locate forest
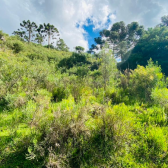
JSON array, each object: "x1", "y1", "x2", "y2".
[{"x1": 0, "y1": 16, "x2": 168, "y2": 168}]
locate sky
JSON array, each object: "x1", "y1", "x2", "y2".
[{"x1": 0, "y1": 0, "x2": 168, "y2": 51}]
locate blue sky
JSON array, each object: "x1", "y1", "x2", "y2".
[
  {"x1": 82, "y1": 16, "x2": 113, "y2": 49},
  {"x1": 82, "y1": 19, "x2": 100, "y2": 49}
]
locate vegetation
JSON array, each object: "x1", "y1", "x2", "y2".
[
  {"x1": 56, "y1": 39, "x2": 69, "y2": 52},
  {"x1": 13, "y1": 20, "x2": 38, "y2": 43},
  {"x1": 118, "y1": 26, "x2": 168, "y2": 75},
  {"x1": 1, "y1": 16, "x2": 168, "y2": 168},
  {"x1": 90, "y1": 21, "x2": 144, "y2": 61},
  {"x1": 13, "y1": 20, "x2": 62, "y2": 49},
  {"x1": 75, "y1": 46, "x2": 85, "y2": 53}
]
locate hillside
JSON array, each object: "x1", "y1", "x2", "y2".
[{"x1": 1, "y1": 31, "x2": 168, "y2": 168}]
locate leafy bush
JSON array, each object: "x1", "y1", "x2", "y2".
[
  {"x1": 151, "y1": 88, "x2": 168, "y2": 109},
  {"x1": 120, "y1": 59, "x2": 165, "y2": 103},
  {"x1": 58, "y1": 52, "x2": 90, "y2": 69},
  {"x1": 52, "y1": 87, "x2": 67, "y2": 102},
  {"x1": 6, "y1": 40, "x2": 24, "y2": 53},
  {"x1": 12, "y1": 41, "x2": 24, "y2": 53}
]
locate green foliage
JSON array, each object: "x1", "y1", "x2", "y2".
[
  {"x1": 94, "y1": 21, "x2": 144, "y2": 61},
  {"x1": 120, "y1": 59, "x2": 165, "y2": 103},
  {"x1": 52, "y1": 87, "x2": 67, "y2": 102},
  {"x1": 98, "y1": 44, "x2": 118, "y2": 90},
  {"x1": 12, "y1": 41, "x2": 25, "y2": 53},
  {"x1": 119, "y1": 26, "x2": 168, "y2": 75},
  {"x1": 58, "y1": 52, "x2": 90, "y2": 70},
  {"x1": 1, "y1": 20, "x2": 168, "y2": 167},
  {"x1": 13, "y1": 20, "x2": 38, "y2": 43},
  {"x1": 161, "y1": 15, "x2": 168, "y2": 26},
  {"x1": 151, "y1": 88, "x2": 168, "y2": 109},
  {"x1": 56, "y1": 38, "x2": 69, "y2": 52},
  {"x1": 75, "y1": 46, "x2": 85, "y2": 53},
  {"x1": 6, "y1": 39, "x2": 24, "y2": 53}
]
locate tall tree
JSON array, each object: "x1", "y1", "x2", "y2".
[
  {"x1": 56, "y1": 38, "x2": 69, "y2": 51},
  {"x1": 42, "y1": 23, "x2": 59, "y2": 47},
  {"x1": 161, "y1": 15, "x2": 168, "y2": 26},
  {"x1": 94, "y1": 37, "x2": 105, "y2": 49},
  {"x1": 116, "y1": 41, "x2": 128, "y2": 61},
  {"x1": 127, "y1": 22, "x2": 144, "y2": 47},
  {"x1": 94, "y1": 21, "x2": 144, "y2": 61},
  {"x1": 89, "y1": 44, "x2": 99, "y2": 54},
  {"x1": 98, "y1": 43, "x2": 118, "y2": 91},
  {"x1": 13, "y1": 20, "x2": 38, "y2": 43},
  {"x1": 35, "y1": 24, "x2": 44, "y2": 44}
]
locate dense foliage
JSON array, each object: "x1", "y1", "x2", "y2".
[
  {"x1": 118, "y1": 26, "x2": 168, "y2": 75},
  {"x1": 89, "y1": 21, "x2": 144, "y2": 61},
  {"x1": 1, "y1": 19, "x2": 168, "y2": 168}
]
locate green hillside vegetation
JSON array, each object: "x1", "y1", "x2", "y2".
[
  {"x1": 1, "y1": 19, "x2": 168, "y2": 167},
  {"x1": 91, "y1": 16, "x2": 168, "y2": 76},
  {"x1": 118, "y1": 26, "x2": 168, "y2": 75}
]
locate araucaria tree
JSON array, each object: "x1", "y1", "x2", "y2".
[
  {"x1": 93, "y1": 21, "x2": 144, "y2": 62},
  {"x1": 13, "y1": 20, "x2": 38, "y2": 43},
  {"x1": 42, "y1": 23, "x2": 59, "y2": 47},
  {"x1": 35, "y1": 24, "x2": 44, "y2": 44}
]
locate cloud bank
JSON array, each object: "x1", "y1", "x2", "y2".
[{"x1": 0, "y1": 0, "x2": 168, "y2": 50}]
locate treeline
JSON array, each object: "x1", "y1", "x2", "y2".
[
  {"x1": 12, "y1": 20, "x2": 87, "y2": 53},
  {"x1": 13, "y1": 20, "x2": 69, "y2": 51},
  {"x1": 90, "y1": 15, "x2": 168, "y2": 76}
]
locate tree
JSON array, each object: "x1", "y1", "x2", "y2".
[
  {"x1": 99, "y1": 43, "x2": 117, "y2": 90},
  {"x1": 161, "y1": 15, "x2": 168, "y2": 26},
  {"x1": 35, "y1": 24, "x2": 44, "y2": 44},
  {"x1": 116, "y1": 41, "x2": 128, "y2": 61},
  {"x1": 56, "y1": 38, "x2": 69, "y2": 52},
  {"x1": 75, "y1": 46, "x2": 85, "y2": 53},
  {"x1": 13, "y1": 20, "x2": 38, "y2": 43},
  {"x1": 118, "y1": 26, "x2": 168, "y2": 75},
  {"x1": 127, "y1": 22, "x2": 143, "y2": 47},
  {"x1": 88, "y1": 44, "x2": 99, "y2": 54},
  {"x1": 42, "y1": 23, "x2": 59, "y2": 47},
  {"x1": 111, "y1": 21, "x2": 127, "y2": 43},
  {"x1": 95, "y1": 21, "x2": 144, "y2": 61},
  {"x1": 94, "y1": 37, "x2": 105, "y2": 49}
]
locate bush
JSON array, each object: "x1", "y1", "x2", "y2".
[
  {"x1": 12, "y1": 41, "x2": 24, "y2": 53},
  {"x1": 58, "y1": 52, "x2": 90, "y2": 70},
  {"x1": 120, "y1": 59, "x2": 165, "y2": 103},
  {"x1": 151, "y1": 88, "x2": 168, "y2": 109},
  {"x1": 6, "y1": 40, "x2": 24, "y2": 53},
  {"x1": 52, "y1": 87, "x2": 67, "y2": 102}
]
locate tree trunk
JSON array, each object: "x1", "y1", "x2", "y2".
[{"x1": 29, "y1": 30, "x2": 31, "y2": 43}]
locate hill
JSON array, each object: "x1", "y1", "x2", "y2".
[{"x1": 1, "y1": 31, "x2": 168, "y2": 168}]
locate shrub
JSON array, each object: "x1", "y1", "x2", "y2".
[
  {"x1": 52, "y1": 87, "x2": 67, "y2": 102},
  {"x1": 58, "y1": 52, "x2": 90, "y2": 70},
  {"x1": 120, "y1": 59, "x2": 165, "y2": 103},
  {"x1": 151, "y1": 88, "x2": 168, "y2": 109},
  {"x1": 12, "y1": 41, "x2": 24, "y2": 53},
  {"x1": 6, "y1": 40, "x2": 24, "y2": 53}
]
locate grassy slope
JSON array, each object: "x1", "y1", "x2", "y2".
[{"x1": 0, "y1": 32, "x2": 168, "y2": 168}]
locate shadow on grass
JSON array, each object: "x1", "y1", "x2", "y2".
[
  {"x1": 0, "y1": 134, "x2": 45, "y2": 168},
  {"x1": 0, "y1": 150, "x2": 44, "y2": 168}
]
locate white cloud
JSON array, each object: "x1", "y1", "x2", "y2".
[{"x1": 0, "y1": 0, "x2": 168, "y2": 50}]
